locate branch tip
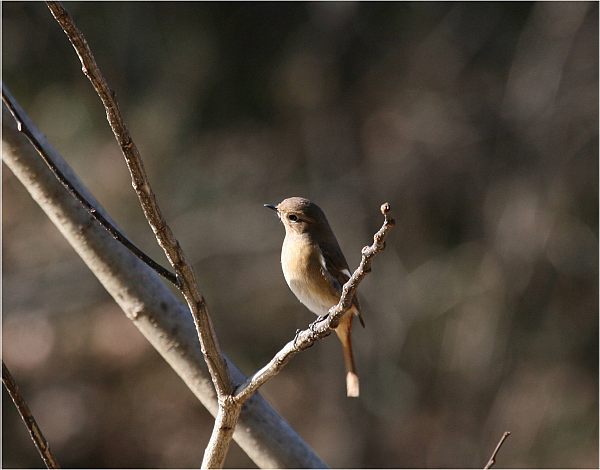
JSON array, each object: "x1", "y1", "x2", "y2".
[{"x1": 484, "y1": 431, "x2": 511, "y2": 469}]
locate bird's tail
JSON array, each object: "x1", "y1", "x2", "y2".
[{"x1": 335, "y1": 311, "x2": 359, "y2": 398}]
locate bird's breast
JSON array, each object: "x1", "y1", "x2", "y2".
[{"x1": 281, "y1": 235, "x2": 336, "y2": 316}]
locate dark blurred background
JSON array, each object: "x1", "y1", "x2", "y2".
[{"x1": 3, "y1": 2, "x2": 598, "y2": 468}]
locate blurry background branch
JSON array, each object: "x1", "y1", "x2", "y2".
[
  {"x1": 2, "y1": 361, "x2": 61, "y2": 469},
  {"x1": 483, "y1": 431, "x2": 511, "y2": 469},
  {"x1": 1, "y1": 98, "x2": 326, "y2": 469}
]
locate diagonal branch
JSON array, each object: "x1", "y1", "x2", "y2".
[
  {"x1": 1, "y1": 85, "x2": 178, "y2": 287},
  {"x1": 45, "y1": 1, "x2": 232, "y2": 401},
  {"x1": 484, "y1": 431, "x2": 511, "y2": 469},
  {"x1": 234, "y1": 203, "x2": 395, "y2": 404},
  {"x1": 3, "y1": 361, "x2": 61, "y2": 469}
]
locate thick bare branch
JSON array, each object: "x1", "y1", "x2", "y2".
[
  {"x1": 484, "y1": 431, "x2": 511, "y2": 469},
  {"x1": 45, "y1": 0, "x2": 231, "y2": 402},
  {"x1": 3, "y1": 361, "x2": 61, "y2": 469},
  {"x1": 234, "y1": 203, "x2": 395, "y2": 404},
  {"x1": 201, "y1": 397, "x2": 242, "y2": 468}
]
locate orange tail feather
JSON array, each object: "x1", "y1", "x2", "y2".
[{"x1": 335, "y1": 312, "x2": 360, "y2": 397}]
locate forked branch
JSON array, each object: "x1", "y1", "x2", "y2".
[
  {"x1": 3, "y1": 99, "x2": 326, "y2": 468},
  {"x1": 40, "y1": 2, "x2": 395, "y2": 467}
]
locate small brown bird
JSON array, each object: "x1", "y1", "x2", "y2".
[{"x1": 265, "y1": 197, "x2": 364, "y2": 397}]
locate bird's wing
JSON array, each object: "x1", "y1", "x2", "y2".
[{"x1": 319, "y1": 242, "x2": 365, "y2": 327}]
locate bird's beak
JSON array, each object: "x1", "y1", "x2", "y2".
[{"x1": 264, "y1": 204, "x2": 277, "y2": 212}]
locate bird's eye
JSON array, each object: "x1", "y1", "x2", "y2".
[{"x1": 288, "y1": 214, "x2": 298, "y2": 222}]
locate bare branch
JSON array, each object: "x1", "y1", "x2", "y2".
[
  {"x1": 484, "y1": 431, "x2": 511, "y2": 469},
  {"x1": 3, "y1": 361, "x2": 61, "y2": 469},
  {"x1": 201, "y1": 397, "x2": 242, "y2": 468},
  {"x1": 234, "y1": 203, "x2": 395, "y2": 404},
  {"x1": 1, "y1": 85, "x2": 178, "y2": 287},
  {"x1": 45, "y1": 1, "x2": 232, "y2": 402},
  {"x1": 3, "y1": 98, "x2": 327, "y2": 468}
]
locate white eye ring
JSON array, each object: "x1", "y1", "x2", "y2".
[{"x1": 288, "y1": 214, "x2": 298, "y2": 222}]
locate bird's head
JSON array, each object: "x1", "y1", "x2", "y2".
[{"x1": 264, "y1": 197, "x2": 328, "y2": 235}]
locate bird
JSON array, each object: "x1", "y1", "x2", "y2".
[{"x1": 265, "y1": 197, "x2": 364, "y2": 397}]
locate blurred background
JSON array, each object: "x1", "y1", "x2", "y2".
[{"x1": 3, "y1": 2, "x2": 598, "y2": 468}]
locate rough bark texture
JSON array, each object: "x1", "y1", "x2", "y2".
[{"x1": 202, "y1": 397, "x2": 242, "y2": 468}]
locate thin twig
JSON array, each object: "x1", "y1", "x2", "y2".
[
  {"x1": 1, "y1": 85, "x2": 178, "y2": 287},
  {"x1": 3, "y1": 361, "x2": 61, "y2": 469},
  {"x1": 45, "y1": 3, "x2": 234, "y2": 466},
  {"x1": 234, "y1": 203, "x2": 395, "y2": 404},
  {"x1": 44, "y1": 1, "x2": 232, "y2": 402},
  {"x1": 484, "y1": 431, "x2": 511, "y2": 469}
]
